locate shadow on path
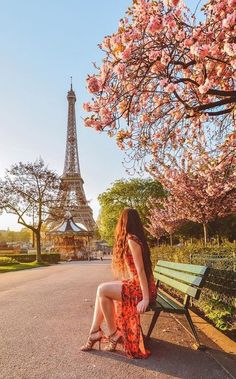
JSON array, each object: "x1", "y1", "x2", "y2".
[{"x1": 85, "y1": 338, "x2": 235, "y2": 379}]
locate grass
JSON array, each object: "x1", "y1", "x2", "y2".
[{"x1": 0, "y1": 261, "x2": 51, "y2": 273}]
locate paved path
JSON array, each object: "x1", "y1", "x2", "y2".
[{"x1": 0, "y1": 261, "x2": 234, "y2": 379}]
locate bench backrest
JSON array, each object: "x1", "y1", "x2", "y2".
[{"x1": 153, "y1": 260, "x2": 209, "y2": 300}]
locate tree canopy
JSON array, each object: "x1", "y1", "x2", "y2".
[
  {"x1": 97, "y1": 178, "x2": 165, "y2": 245},
  {"x1": 84, "y1": 0, "x2": 235, "y2": 170}
]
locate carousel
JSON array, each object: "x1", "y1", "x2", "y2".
[{"x1": 47, "y1": 211, "x2": 92, "y2": 260}]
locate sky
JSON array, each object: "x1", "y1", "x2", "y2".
[{"x1": 0, "y1": 0, "x2": 203, "y2": 230}]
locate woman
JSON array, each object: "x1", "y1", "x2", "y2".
[{"x1": 81, "y1": 208, "x2": 157, "y2": 358}]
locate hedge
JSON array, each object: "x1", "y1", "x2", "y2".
[
  {"x1": 151, "y1": 244, "x2": 236, "y2": 264},
  {"x1": 0, "y1": 256, "x2": 20, "y2": 266},
  {"x1": 1, "y1": 253, "x2": 60, "y2": 264}
]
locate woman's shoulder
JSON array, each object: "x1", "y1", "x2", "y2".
[{"x1": 127, "y1": 233, "x2": 143, "y2": 247}]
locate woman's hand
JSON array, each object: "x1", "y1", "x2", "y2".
[{"x1": 137, "y1": 298, "x2": 149, "y2": 314}]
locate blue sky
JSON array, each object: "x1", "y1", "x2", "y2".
[{"x1": 0, "y1": 0, "x2": 203, "y2": 230}]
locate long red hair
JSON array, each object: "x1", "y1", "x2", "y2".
[{"x1": 112, "y1": 208, "x2": 153, "y2": 280}]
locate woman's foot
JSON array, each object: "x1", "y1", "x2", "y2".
[
  {"x1": 105, "y1": 329, "x2": 123, "y2": 352},
  {"x1": 80, "y1": 328, "x2": 103, "y2": 351}
]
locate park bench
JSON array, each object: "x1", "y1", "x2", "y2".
[{"x1": 145, "y1": 260, "x2": 210, "y2": 349}]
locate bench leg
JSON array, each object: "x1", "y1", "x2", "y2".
[
  {"x1": 146, "y1": 311, "x2": 161, "y2": 341},
  {"x1": 140, "y1": 325, "x2": 145, "y2": 339},
  {"x1": 185, "y1": 310, "x2": 203, "y2": 348}
]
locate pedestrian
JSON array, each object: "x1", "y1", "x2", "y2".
[
  {"x1": 99, "y1": 250, "x2": 103, "y2": 261},
  {"x1": 81, "y1": 208, "x2": 157, "y2": 359}
]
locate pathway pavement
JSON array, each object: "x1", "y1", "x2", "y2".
[{"x1": 0, "y1": 260, "x2": 235, "y2": 379}]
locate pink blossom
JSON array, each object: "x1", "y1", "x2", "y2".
[
  {"x1": 83, "y1": 102, "x2": 92, "y2": 112},
  {"x1": 163, "y1": 0, "x2": 180, "y2": 8},
  {"x1": 102, "y1": 36, "x2": 111, "y2": 50},
  {"x1": 231, "y1": 59, "x2": 236, "y2": 70},
  {"x1": 99, "y1": 108, "x2": 113, "y2": 124},
  {"x1": 121, "y1": 46, "x2": 132, "y2": 60},
  {"x1": 224, "y1": 43, "x2": 236, "y2": 57},
  {"x1": 172, "y1": 0, "x2": 180, "y2": 5},
  {"x1": 165, "y1": 83, "x2": 177, "y2": 93},
  {"x1": 199, "y1": 45, "x2": 210, "y2": 59},
  {"x1": 176, "y1": 31, "x2": 185, "y2": 41},
  {"x1": 84, "y1": 118, "x2": 93, "y2": 128},
  {"x1": 198, "y1": 79, "x2": 211, "y2": 95},
  {"x1": 114, "y1": 63, "x2": 126, "y2": 75},
  {"x1": 87, "y1": 76, "x2": 102, "y2": 93},
  {"x1": 147, "y1": 16, "x2": 163, "y2": 35},
  {"x1": 224, "y1": 11, "x2": 236, "y2": 27},
  {"x1": 149, "y1": 50, "x2": 161, "y2": 61},
  {"x1": 160, "y1": 51, "x2": 170, "y2": 65}
]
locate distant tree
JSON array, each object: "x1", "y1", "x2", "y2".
[
  {"x1": 176, "y1": 221, "x2": 203, "y2": 242},
  {"x1": 98, "y1": 178, "x2": 165, "y2": 245},
  {"x1": 209, "y1": 214, "x2": 236, "y2": 243},
  {"x1": 17, "y1": 228, "x2": 31, "y2": 243},
  {"x1": 0, "y1": 160, "x2": 60, "y2": 262},
  {"x1": 0, "y1": 228, "x2": 31, "y2": 244},
  {"x1": 5, "y1": 230, "x2": 17, "y2": 243}
]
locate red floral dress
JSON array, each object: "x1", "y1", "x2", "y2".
[{"x1": 115, "y1": 234, "x2": 157, "y2": 359}]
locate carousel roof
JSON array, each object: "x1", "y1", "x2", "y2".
[{"x1": 49, "y1": 211, "x2": 88, "y2": 234}]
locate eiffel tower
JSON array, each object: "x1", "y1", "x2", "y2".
[{"x1": 53, "y1": 82, "x2": 95, "y2": 232}]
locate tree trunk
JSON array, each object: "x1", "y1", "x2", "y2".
[
  {"x1": 203, "y1": 223, "x2": 207, "y2": 247},
  {"x1": 32, "y1": 230, "x2": 35, "y2": 248},
  {"x1": 35, "y1": 231, "x2": 42, "y2": 263},
  {"x1": 170, "y1": 233, "x2": 173, "y2": 247}
]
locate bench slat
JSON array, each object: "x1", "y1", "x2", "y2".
[
  {"x1": 154, "y1": 295, "x2": 174, "y2": 311},
  {"x1": 149, "y1": 292, "x2": 185, "y2": 313},
  {"x1": 154, "y1": 272, "x2": 199, "y2": 298},
  {"x1": 154, "y1": 266, "x2": 203, "y2": 287},
  {"x1": 158, "y1": 291, "x2": 184, "y2": 311},
  {"x1": 157, "y1": 260, "x2": 208, "y2": 276}
]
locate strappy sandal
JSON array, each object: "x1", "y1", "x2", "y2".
[
  {"x1": 80, "y1": 328, "x2": 103, "y2": 351},
  {"x1": 105, "y1": 329, "x2": 122, "y2": 352}
]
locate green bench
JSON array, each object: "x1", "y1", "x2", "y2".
[{"x1": 146, "y1": 260, "x2": 210, "y2": 349}]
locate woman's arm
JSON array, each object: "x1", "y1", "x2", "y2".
[{"x1": 128, "y1": 239, "x2": 149, "y2": 314}]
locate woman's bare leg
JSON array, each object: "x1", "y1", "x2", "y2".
[
  {"x1": 87, "y1": 281, "x2": 122, "y2": 336},
  {"x1": 98, "y1": 281, "x2": 122, "y2": 336},
  {"x1": 89, "y1": 288, "x2": 104, "y2": 333}
]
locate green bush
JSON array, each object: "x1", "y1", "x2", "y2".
[
  {"x1": 0, "y1": 256, "x2": 19, "y2": 266},
  {"x1": 198, "y1": 296, "x2": 234, "y2": 331},
  {"x1": 2, "y1": 253, "x2": 60, "y2": 264}
]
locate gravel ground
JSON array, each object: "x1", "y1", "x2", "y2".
[{"x1": 0, "y1": 260, "x2": 234, "y2": 379}]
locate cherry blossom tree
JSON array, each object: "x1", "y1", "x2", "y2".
[
  {"x1": 151, "y1": 151, "x2": 236, "y2": 246},
  {"x1": 148, "y1": 197, "x2": 185, "y2": 246},
  {"x1": 84, "y1": 0, "x2": 236, "y2": 169},
  {"x1": 145, "y1": 222, "x2": 166, "y2": 245}
]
